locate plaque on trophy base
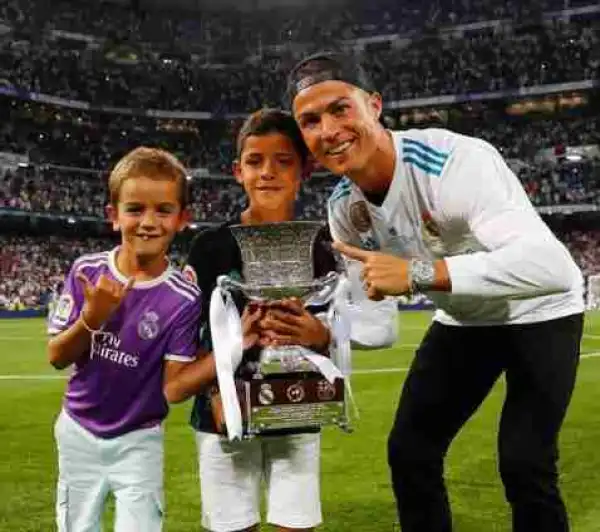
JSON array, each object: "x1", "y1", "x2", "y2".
[{"x1": 244, "y1": 376, "x2": 346, "y2": 435}]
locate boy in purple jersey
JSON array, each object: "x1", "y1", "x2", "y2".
[{"x1": 47, "y1": 147, "x2": 202, "y2": 532}]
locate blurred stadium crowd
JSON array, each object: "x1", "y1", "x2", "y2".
[
  {"x1": 0, "y1": 0, "x2": 598, "y2": 310},
  {"x1": 1, "y1": 2, "x2": 598, "y2": 112}
]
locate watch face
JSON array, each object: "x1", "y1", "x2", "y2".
[{"x1": 411, "y1": 260, "x2": 436, "y2": 288}]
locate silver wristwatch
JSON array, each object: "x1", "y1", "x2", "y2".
[{"x1": 409, "y1": 259, "x2": 436, "y2": 293}]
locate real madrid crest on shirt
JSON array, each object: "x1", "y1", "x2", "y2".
[
  {"x1": 349, "y1": 200, "x2": 372, "y2": 232},
  {"x1": 138, "y1": 310, "x2": 160, "y2": 340},
  {"x1": 350, "y1": 200, "x2": 381, "y2": 251}
]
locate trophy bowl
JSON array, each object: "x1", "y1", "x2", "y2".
[{"x1": 224, "y1": 221, "x2": 334, "y2": 301}]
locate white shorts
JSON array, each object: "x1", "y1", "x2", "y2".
[
  {"x1": 54, "y1": 409, "x2": 164, "y2": 532},
  {"x1": 196, "y1": 431, "x2": 322, "y2": 531}
]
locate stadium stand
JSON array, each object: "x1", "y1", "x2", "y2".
[{"x1": 0, "y1": 0, "x2": 598, "y2": 310}]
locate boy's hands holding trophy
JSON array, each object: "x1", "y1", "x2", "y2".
[{"x1": 243, "y1": 298, "x2": 330, "y2": 354}]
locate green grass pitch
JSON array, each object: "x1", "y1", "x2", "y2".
[{"x1": 1, "y1": 312, "x2": 599, "y2": 531}]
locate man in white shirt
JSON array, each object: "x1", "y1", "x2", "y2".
[{"x1": 286, "y1": 51, "x2": 585, "y2": 532}]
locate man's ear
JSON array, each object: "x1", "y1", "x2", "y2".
[{"x1": 368, "y1": 91, "x2": 383, "y2": 120}]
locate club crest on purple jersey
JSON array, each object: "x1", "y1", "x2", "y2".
[{"x1": 138, "y1": 310, "x2": 160, "y2": 340}]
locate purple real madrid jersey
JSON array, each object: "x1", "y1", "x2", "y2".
[{"x1": 48, "y1": 248, "x2": 201, "y2": 439}]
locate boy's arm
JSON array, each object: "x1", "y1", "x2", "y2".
[
  {"x1": 48, "y1": 318, "x2": 94, "y2": 370},
  {"x1": 163, "y1": 349, "x2": 216, "y2": 404},
  {"x1": 47, "y1": 262, "x2": 94, "y2": 370},
  {"x1": 163, "y1": 305, "x2": 265, "y2": 403},
  {"x1": 163, "y1": 234, "x2": 218, "y2": 403},
  {"x1": 48, "y1": 271, "x2": 134, "y2": 370},
  {"x1": 163, "y1": 227, "x2": 231, "y2": 404}
]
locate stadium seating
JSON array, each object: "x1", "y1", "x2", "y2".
[{"x1": 0, "y1": 0, "x2": 598, "y2": 308}]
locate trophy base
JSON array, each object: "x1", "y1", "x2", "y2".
[{"x1": 240, "y1": 374, "x2": 348, "y2": 438}]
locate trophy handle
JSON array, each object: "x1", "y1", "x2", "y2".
[
  {"x1": 217, "y1": 275, "x2": 269, "y2": 301},
  {"x1": 216, "y1": 275, "x2": 244, "y2": 293},
  {"x1": 217, "y1": 274, "x2": 260, "y2": 299},
  {"x1": 305, "y1": 271, "x2": 340, "y2": 306}
]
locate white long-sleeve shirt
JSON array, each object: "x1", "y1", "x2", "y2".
[{"x1": 328, "y1": 128, "x2": 584, "y2": 326}]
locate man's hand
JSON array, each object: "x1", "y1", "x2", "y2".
[
  {"x1": 76, "y1": 272, "x2": 134, "y2": 330},
  {"x1": 258, "y1": 298, "x2": 331, "y2": 353},
  {"x1": 332, "y1": 241, "x2": 411, "y2": 300},
  {"x1": 333, "y1": 241, "x2": 451, "y2": 299}
]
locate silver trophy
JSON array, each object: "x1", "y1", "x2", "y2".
[{"x1": 212, "y1": 221, "x2": 349, "y2": 439}]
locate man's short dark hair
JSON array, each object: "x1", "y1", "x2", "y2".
[
  {"x1": 286, "y1": 50, "x2": 375, "y2": 108},
  {"x1": 236, "y1": 108, "x2": 309, "y2": 165}
]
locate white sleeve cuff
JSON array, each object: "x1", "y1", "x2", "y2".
[
  {"x1": 164, "y1": 354, "x2": 196, "y2": 363},
  {"x1": 444, "y1": 253, "x2": 489, "y2": 296}
]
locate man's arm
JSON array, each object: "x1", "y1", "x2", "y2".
[{"x1": 438, "y1": 140, "x2": 583, "y2": 298}]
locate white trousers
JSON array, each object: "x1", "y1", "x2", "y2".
[{"x1": 54, "y1": 410, "x2": 164, "y2": 532}]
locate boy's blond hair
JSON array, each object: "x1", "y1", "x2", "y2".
[{"x1": 108, "y1": 147, "x2": 189, "y2": 208}]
